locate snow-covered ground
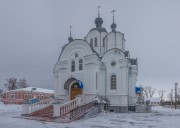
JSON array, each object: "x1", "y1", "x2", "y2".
[{"x1": 0, "y1": 102, "x2": 180, "y2": 128}]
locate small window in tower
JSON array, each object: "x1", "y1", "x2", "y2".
[
  {"x1": 79, "y1": 59, "x2": 83, "y2": 70},
  {"x1": 111, "y1": 74, "x2": 116, "y2": 90},
  {"x1": 75, "y1": 53, "x2": 78, "y2": 58},
  {"x1": 94, "y1": 37, "x2": 97, "y2": 47},
  {"x1": 71, "y1": 60, "x2": 75, "y2": 72},
  {"x1": 90, "y1": 38, "x2": 93, "y2": 46},
  {"x1": 111, "y1": 61, "x2": 116, "y2": 66}
]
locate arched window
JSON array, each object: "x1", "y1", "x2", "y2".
[
  {"x1": 103, "y1": 37, "x2": 105, "y2": 47},
  {"x1": 111, "y1": 74, "x2": 116, "y2": 90},
  {"x1": 94, "y1": 37, "x2": 97, "y2": 47},
  {"x1": 71, "y1": 60, "x2": 75, "y2": 72},
  {"x1": 90, "y1": 38, "x2": 93, "y2": 46},
  {"x1": 79, "y1": 59, "x2": 83, "y2": 70}
]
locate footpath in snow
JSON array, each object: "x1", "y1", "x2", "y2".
[{"x1": 0, "y1": 102, "x2": 180, "y2": 128}]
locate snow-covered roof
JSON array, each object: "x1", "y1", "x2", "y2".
[{"x1": 5, "y1": 87, "x2": 54, "y2": 94}]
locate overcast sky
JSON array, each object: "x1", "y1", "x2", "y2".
[{"x1": 0, "y1": 0, "x2": 180, "y2": 95}]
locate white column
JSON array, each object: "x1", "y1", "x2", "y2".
[
  {"x1": 54, "y1": 71, "x2": 59, "y2": 97},
  {"x1": 76, "y1": 95, "x2": 82, "y2": 106},
  {"x1": 120, "y1": 60, "x2": 128, "y2": 106},
  {"x1": 131, "y1": 66, "x2": 138, "y2": 105}
]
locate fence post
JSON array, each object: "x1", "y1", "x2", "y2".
[
  {"x1": 22, "y1": 104, "x2": 30, "y2": 114},
  {"x1": 53, "y1": 104, "x2": 61, "y2": 117},
  {"x1": 76, "y1": 95, "x2": 82, "y2": 106}
]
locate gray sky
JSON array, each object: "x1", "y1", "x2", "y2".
[{"x1": 0, "y1": 0, "x2": 180, "y2": 95}]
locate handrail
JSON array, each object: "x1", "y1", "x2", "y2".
[
  {"x1": 69, "y1": 100, "x2": 98, "y2": 120},
  {"x1": 29, "y1": 98, "x2": 52, "y2": 113},
  {"x1": 60, "y1": 98, "x2": 78, "y2": 116}
]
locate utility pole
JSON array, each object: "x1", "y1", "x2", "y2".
[
  {"x1": 175, "y1": 83, "x2": 178, "y2": 109},
  {"x1": 171, "y1": 89, "x2": 173, "y2": 108},
  {"x1": 177, "y1": 88, "x2": 180, "y2": 105}
]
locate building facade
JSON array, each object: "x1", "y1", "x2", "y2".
[
  {"x1": 2, "y1": 87, "x2": 54, "y2": 104},
  {"x1": 54, "y1": 13, "x2": 138, "y2": 112}
]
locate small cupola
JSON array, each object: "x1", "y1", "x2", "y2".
[
  {"x1": 95, "y1": 6, "x2": 103, "y2": 28},
  {"x1": 89, "y1": 6, "x2": 107, "y2": 33},
  {"x1": 110, "y1": 10, "x2": 117, "y2": 32}
]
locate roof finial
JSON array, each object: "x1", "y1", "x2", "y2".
[
  {"x1": 111, "y1": 10, "x2": 116, "y2": 23},
  {"x1": 68, "y1": 25, "x2": 73, "y2": 42},
  {"x1": 110, "y1": 10, "x2": 117, "y2": 32},
  {"x1": 97, "y1": 6, "x2": 101, "y2": 17}
]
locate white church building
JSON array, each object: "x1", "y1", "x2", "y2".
[{"x1": 53, "y1": 11, "x2": 138, "y2": 112}]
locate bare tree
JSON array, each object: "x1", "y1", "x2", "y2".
[
  {"x1": 143, "y1": 86, "x2": 156, "y2": 98},
  {"x1": 158, "y1": 89, "x2": 165, "y2": 104},
  {"x1": 4, "y1": 78, "x2": 18, "y2": 90},
  {"x1": 5, "y1": 78, "x2": 29, "y2": 90},
  {"x1": 143, "y1": 86, "x2": 149, "y2": 98},
  {"x1": 167, "y1": 92, "x2": 174, "y2": 102},
  {"x1": 17, "y1": 78, "x2": 29, "y2": 88}
]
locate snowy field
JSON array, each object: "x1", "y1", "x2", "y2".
[{"x1": 0, "y1": 102, "x2": 180, "y2": 128}]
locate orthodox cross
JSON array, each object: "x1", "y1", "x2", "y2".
[
  {"x1": 111, "y1": 10, "x2": 116, "y2": 23},
  {"x1": 69, "y1": 25, "x2": 72, "y2": 37},
  {"x1": 97, "y1": 6, "x2": 101, "y2": 17}
]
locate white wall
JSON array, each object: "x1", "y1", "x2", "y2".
[
  {"x1": 86, "y1": 30, "x2": 107, "y2": 55},
  {"x1": 104, "y1": 32, "x2": 125, "y2": 52}
]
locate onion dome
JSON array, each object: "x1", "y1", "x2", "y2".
[
  {"x1": 68, "y1": 36, "x2": 73, "y2": 42},
  {"x1": 89, "y1": 6, "x2": 107, "y2": 33},
  {"x1": 94, "y1": 16, "x2": 103, "y2": 28},
  {"x1": 111, "y1": 22, "x2": 117, "y2": 32}
]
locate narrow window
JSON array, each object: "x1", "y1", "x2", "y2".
[
  {"x1": 103, "y1": 37, "x2": 105, "y2": 47},
  {"x1": 71, "y1": 60, "x2": 75, "y2": 72},
  {"x1": 79, "y1": 59, "x2": 83, "y2": 70},
  {"x1": 94, "y1": 37, "x2": 97, "y2": 47},
  {"x1": 111, "y1": 75, "x2": 116, "y2": 90},
  {"x1": 90, "y1": 38, "x2": 93, "y2": 46}
]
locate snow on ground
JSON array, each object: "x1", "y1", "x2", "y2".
[
  {"x1": 0, "y1": 102, "x2": 180, "y2": 128},
  {"x1": 0, "y1": 102, "x2": 22, "y2": 113}
]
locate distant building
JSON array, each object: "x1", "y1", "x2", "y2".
[
  {"x1": 2, "y1": 87, "x2": 54, "y2": 104},
  {"x1": 145, "y1": 98, "x2": 161, "y2": 106}
]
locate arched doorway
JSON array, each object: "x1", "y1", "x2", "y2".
[{"x1": 64, "y1": 78, "x2": 83, "y2": 100}]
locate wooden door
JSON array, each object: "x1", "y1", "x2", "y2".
[{"x1": 70, "y1": 88, "x2": 82, "y2": 100}]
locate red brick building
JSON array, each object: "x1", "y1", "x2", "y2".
[{"x1": 2, "y1": 87, "x2": 54, "y2": 104}]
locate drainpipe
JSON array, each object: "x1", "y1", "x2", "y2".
[
  {"x1": 127, "y1": 67, "x2": 130, "y2": 111},
  {"x1": 103, "y1": 62, "x2": 107, "y2": 99}
]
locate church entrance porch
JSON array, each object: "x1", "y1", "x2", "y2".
[{"x1": 64, "y1": 78, "x2": 83, "y2": 100}]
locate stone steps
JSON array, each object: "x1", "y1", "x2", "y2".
[{"x1": 30, "y1": 105, "x2": 53, "y2": 117}]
